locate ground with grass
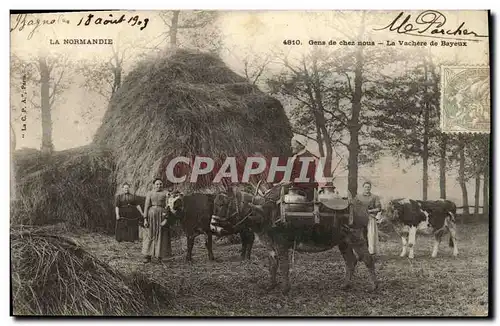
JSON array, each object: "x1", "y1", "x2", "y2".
[{"x1": 69, "y1": 220, "x2": 489, "y2": 316}]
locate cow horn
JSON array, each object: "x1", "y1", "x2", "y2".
[
  {"x1": 253, "y1": 180, "x2": 262, "y2": 196},
  {"x1": 248, "y1": 202, "x2": 264, "y2": 215}
]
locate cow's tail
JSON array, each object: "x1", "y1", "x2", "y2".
[
  {"x1": 448, "y1": 211, "x2": 456, "y2": 223},
  {"x1": 449, "y1": 235, "x2": 454, "y2": 248}
]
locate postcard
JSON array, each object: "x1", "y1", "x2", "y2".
[{"x1": 10, "y1": 10, "x2": 490, "y2": 317}]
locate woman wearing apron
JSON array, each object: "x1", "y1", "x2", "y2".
[
  {"x1": 115, "y1": 183, "x2": 143, "y2": 242},
  {"x1": 354, "y1": 181, "x2": 382, "y2": 255},
  {"x1": 142, "y1": 178, "x2": 171, "y2": 263}
]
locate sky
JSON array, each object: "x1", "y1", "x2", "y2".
[{"x1": 9, "y1": 10, "x2": 490, "y2": 204}]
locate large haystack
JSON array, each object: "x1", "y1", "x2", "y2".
[
  {"x1": 11, "y1": 226, "x2": 170, "y2": 315},
  {"x1": 11, "y1": 145, "x2": 116, "y2": 231},
  {"x1": 94, "y1": 49, "x2": 292, "y2": 194}
]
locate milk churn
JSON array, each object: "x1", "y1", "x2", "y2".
[
  {"x1": 284, "y1": 187, "x2": 307, "y2": 212},
  {"x1": 318, "y1": 185, "x2": 337, "y2": 202}
]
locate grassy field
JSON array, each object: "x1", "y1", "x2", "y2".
[{"x1": 69, "y1": 220, "x2": 489, "y2": 317}]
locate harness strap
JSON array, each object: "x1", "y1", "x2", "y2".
[{"x1": 233, "y1": 210, "x2": 252, "y2": 228}]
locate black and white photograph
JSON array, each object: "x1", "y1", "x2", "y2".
[{"x1": 9, "y1": 10, "x2": 491, "y2": 317}]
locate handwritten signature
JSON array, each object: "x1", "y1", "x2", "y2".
[{"x1": 374, "y1": 10, "x2": 488, "y2": 41}]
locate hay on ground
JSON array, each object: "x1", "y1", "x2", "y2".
[
  {"x1": 11, "y1": 227, "x2": 170, "y2": 316},
  {"x1": 93, "y1": 49, "x2": 292, "y2": 194},
  {"x1": 127, "y1": 271, "x2": 172, "y2": 312},
  {"x1": 11, "y1": 145, "x2": 117, "y2": 232}
]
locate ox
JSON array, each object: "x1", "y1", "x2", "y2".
[
  {"x1": 210, "y1": 187, "x2": 378, "y2": 294},
  {"x1": 168, "y1": 192, "x2": 255, "y2": 262},
  {"x1": 379, "y1": 198, "x2": 458, "y2": 259}
]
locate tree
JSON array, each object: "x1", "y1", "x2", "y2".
[
  {"x1": 77, "y1": 42, "x2": 131, "y2": 101},
  {"x1": 438, "y1": 133, "x2": 448, "y2": 199},
  {"x1": 11, "y1": 51, "x2": 71, "y2": 155},
  {"x1": 242, "y1": 52, "x2": 273, "y2": 86},
  {"x1": 158, "y1": 10, "x2": 222, "y2": 53},
  {"x1": 346, "y1": 11, "x2": 366, "y2": 196},
  {"x1": 445, "y1": 133, "x2": 490, "y2": 218},
  {"x1": 268, "y1": 49, "x2": 337, "y2": 179},
  {"x1": 371, "y1": 50, "x2": 441, "y2": 200},
  {"x1": 76, "y1": 35, "x2": 157, "y2": 128},
  {"x1": 427, "y1": 53, "x2": 451, "y2": 200},
  {"x1": 483, "y1": 160, "x2": 489, "y2": 216},
  {"x1": 269, "y1": 40, "x2": 407, "y2": 191},
  {"x1": 474, "y1": 172, "x2": 481, "y2": 216},
  {"x1": 327, "y1": 11, "x2": 407, "y2": 195},
  {"x1": 463, "y1": 133, "x2": 490, "y2": 216},
  {"x1": 457, "y1": 134, "x2": 469, "y2": 216}
]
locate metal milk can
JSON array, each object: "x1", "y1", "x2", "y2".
[{"x1": 284, "y1": 187, "x2": 307, "y2": 212}]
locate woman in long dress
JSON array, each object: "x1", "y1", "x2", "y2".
[
  {"x1": 115, "y1": 183, "x2": 143, "y2": 242},
  {"x1": 141, "y1": 178, "x2": 171, "y2": 263},
  {"x1": 354, "y1": 181, "x2": 382, "y2": 255}
]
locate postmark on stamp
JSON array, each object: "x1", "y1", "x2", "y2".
[{"x1": 440, "y1": 65, "x2": 490, "y2": 133}]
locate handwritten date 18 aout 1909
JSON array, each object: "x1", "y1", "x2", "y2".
[{"x1": 77, "y1": 13, "x2": 149, "y2": 30}]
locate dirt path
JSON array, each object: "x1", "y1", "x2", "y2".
[{"x1": 70, "y1": 222, "x2": 489, "y2": 316}]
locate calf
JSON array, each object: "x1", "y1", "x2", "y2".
[{"x1": 380, "y1": 198, "x2": 458, "y2": 259}]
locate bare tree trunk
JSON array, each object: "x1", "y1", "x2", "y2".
[
  {"x1": 301, "y1": 55, "x2": 331, "y2": 179},
  {"x1": 439, "y1": 134, "x2": 447, "y2": 199},
  {"x1": 39, "y1": 56, "x2": 53, "y2": 156},
  {"x1": 311, "y1": 56, "x2": 333, "y2": 179},
  {"x1": 483, "y1": 171, "x2": 489, "y2": 216},
  {"x1": 315, "y1": 126, "x2": 325, "y2": 157},
  {"x1": 170, "y1": 11, "x2": 180, "y2": 47},
  {"x1": 111, "y1": 67, "x2": 121, "y2": 95},
  {"x1": 474, "y1": 172, "x2": 481, "y2": 217},
  {"x1": 110, "y1": 45, "x2": 122, "y2": 95},
  {"x1": 458, "y1": 134, "x2": 469, "y2": 217},
  {"x1": 422, "y1": 115, "x2": 429, "y2": 201},
  {"x1": 422, "y1": 61, "x2": 429, "y2": 201},
  {"x1": 347, "y1": 12, "x2": 366, "y2": 197}
]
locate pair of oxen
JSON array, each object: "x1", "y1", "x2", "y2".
[{"x1": 169, "y1": 186, "x2": 458, "y2": 294}]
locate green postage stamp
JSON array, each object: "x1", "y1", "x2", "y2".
[{"x1": 440, "y1": 66, "x2": 490, "y2": 133}]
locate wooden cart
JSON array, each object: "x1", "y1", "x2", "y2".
[{"x1": 277, "y1": 185, "x2": 354, "y2": 227}]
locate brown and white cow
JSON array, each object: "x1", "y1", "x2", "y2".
[{"x1": 378, "y1": 198, "x2": 458, "y2": 259}]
